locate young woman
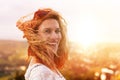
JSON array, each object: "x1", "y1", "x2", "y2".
[{"x1": 16, "y1": 8, "x2": 68, "y2": 80}]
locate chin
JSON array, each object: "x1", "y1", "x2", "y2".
[{"x1": 51, "y1": 47, "x2": 58, "y2": 54}]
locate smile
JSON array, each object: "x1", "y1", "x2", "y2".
[{"x1": 47, "y1": 43, "x2": 57, "y2": 46}]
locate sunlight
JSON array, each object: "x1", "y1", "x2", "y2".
[
  {"x1": 79, "y1": 26, "x2": 97, "y2": 49},
  {"x1": 68, "y1": 15, "x2": 98, "y2": 49}
]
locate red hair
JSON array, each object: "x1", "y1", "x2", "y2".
[{"x1": 17, "y1": 8, "x2": 68, "y2": 69}]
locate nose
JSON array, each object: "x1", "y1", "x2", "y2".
[{"x1": 50, "y1": 32, "x2": 59, "y2": 40}]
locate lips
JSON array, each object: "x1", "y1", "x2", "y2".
[
  {"x1": 47, "y1": 43, "x2": 57, "y2": 47},
  {"x1": 45, "y1": 42, "x2": 59, "y2": 53},
  {"x1": 46, "y1": 42, "x2": 59, "y2": 49}
]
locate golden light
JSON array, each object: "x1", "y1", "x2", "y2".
[
  {"x1": 79, "y1": 26, "x2": 97, "y2": 49},
  {"x1": 68, "y1": 15, "x2": 99, "y2": 49},
  {"x1": 19, "y1": 66, "x2": 26, "y2": 71}
]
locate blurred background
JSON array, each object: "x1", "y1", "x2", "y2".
[{"x1": 0, "y1": 0, "x2": 120, "y2": 80}]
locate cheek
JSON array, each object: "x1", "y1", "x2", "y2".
[
  {"x1": 58, "y1": 34, "x2": 62, "y2": 41},
  {"x1": 38, "y1": 33, "x2": 48, "y2": 41}
]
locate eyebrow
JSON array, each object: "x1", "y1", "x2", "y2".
[{"x1": 44, "y1": 27, "x2": 61, "y2": 30}]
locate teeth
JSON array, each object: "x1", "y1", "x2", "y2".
[
  {"x1": 47, "y1": 43, "x2": 57, "y2": 46},
  {"x1": 48, "y1": 43, "x2": 57, "y2": 45}
]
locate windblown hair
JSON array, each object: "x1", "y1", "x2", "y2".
[{"x1": 16, "y1": 8, "x2": 68, "y2": 69}]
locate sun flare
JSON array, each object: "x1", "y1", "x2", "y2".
[
  {"x1": 77, "y1": 29, "x2": 98, "y2": 49},
  {"x1": 68, "y1": 16, "x2": 99, "y2": 49},
  {"x1": 69, "y1": 27, "x2": 98, "y2": 49}
]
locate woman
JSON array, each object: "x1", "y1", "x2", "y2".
[{"x1": 16, "y1": 8, "x2": 68, "y2": 80}]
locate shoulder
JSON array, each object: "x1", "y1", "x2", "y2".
[
  {"x1": 30, "y1": 63, "x2": 52, "y2": 76},
  {"x1": 25, "y1": 63, "x2": 54, "y2": 80}
]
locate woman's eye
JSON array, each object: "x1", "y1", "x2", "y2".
[
  {"x1": 45, "y1": 29, "x2": 51, "y2": 33},
  {"x1": 55, "y1": 29, "x2": 61, "y2": 34}
]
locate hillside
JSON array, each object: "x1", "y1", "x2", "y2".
[
  {"x1": 0, "y1": 40, "x2": 27, "y2": 54},
  {"x1": 0, "y1": 40, "x2": 28, "y2": 70}
]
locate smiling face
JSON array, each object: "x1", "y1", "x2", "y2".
[{"x1": 38, "y1": 19, "x2": 62, "y2": 53}]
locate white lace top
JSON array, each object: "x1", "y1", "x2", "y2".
[{"x1": 25, "y1": 63, "x2": 66, "y2": 80}]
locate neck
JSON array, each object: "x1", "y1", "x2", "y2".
[{"x1": 29, "y1": 56, "x2": 41, "y2": 66}]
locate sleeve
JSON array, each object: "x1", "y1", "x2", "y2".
[{"x1": 29, "y1": 66, "x2": 55, "y2": 80}]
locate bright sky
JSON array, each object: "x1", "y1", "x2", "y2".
[{"x1": 0, "y1": 0, "x2": 120, "y2": 46}]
